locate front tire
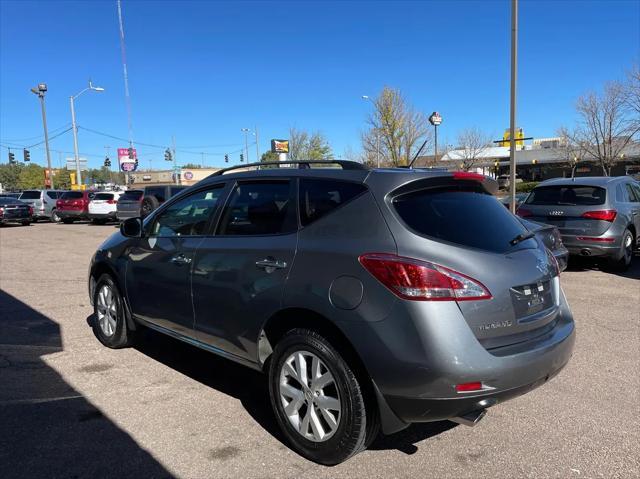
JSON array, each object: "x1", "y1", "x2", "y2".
[
  {"x1": 51, "y1": 209, "x2": 61, "y2": 223},
  {"x1": 92, "y1": 274, "x2": 134, "y2": 348},
  {"x1": 268, "y1": 329, "x2": 368, "y2": 465}
]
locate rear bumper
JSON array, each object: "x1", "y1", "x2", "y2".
[
  {"x1": 564, "y1": 237, "x2": 621, "y2": 258},
  {"x1": 116, "y1": 209, "x2": 140, "y2": 221},
  {"x1": 88, "y1": 212, "x2": 117, "y2": 220},
  {"x1": 0, "y1": 215, "x2": 31, "y2": 223}
]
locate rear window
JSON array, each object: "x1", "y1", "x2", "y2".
[
  {"x1": 60, "y1": 191, "x2": 83, "y2": 199},
  {"x1": 120, "y1": 190, "x2": 143, "y2": 201},
  {"x1": 525, "y1": 185, "x2": 606, "y2": 206},
  {"x1": 94, "y1": 193, "x2": 114, "y2": 201},
  {"x1": 393, "y1": 184, "x2": 532, "y2": 253},
  {"x1": 20, "y1": 191, "x2": 41, "y2": 199}
]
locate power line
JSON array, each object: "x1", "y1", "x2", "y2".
[{"x1": 0, "y1": 123, "x2": 72, "y2": 142}]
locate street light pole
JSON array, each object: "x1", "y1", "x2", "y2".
[
  {"x1": 30, "y1": 84, "x2": 54, "y2": 189},
  {"x1": 70, "y1": 80, "x2": 105, "y2": 188},
  {"x1": 509, "y1": 0, "x2": 518, "y2": 213},
  {"x1": 241, "y1": 128, "x2": 250, "y2": 163},
  {"x1": 428, "y1": 112, "x2": 443, "y2": 167},
  {"x1": 255, "y1": 125, "x2": 260, "y2": 161}
]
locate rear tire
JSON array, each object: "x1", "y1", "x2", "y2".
[
  {"x1": 608, "y1": 228, "x2": 634, "y2": 272},
  {"x1": 21, "y1": 220, "x2": 31, "y2": 226},
  {"x1": 92, "y1": 274, "x2": 134, "y2": 349},
  {"x1": 141, "y1": 196, "x2": 159, "y2": 217},
  {"x1": 268, "y1": 328, "x2": 368, "y2": 465},
  {"x1": 51, "y1": 209, "x2": 61, "y2": 223}
]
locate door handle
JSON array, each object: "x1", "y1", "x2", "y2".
[
  {"x1": 170, "y1": 254, "x2": 192, "y2": 265},
  {"x1": 255, "y1": 258, "x2": 287, "y2": 271}
]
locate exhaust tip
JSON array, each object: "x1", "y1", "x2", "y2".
[{"x1": 451, "y1": 409, "x2": 487, "y2": 427}]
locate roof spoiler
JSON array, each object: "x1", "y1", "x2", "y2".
[
  {"x1": 208, "y1": 160, "x2": 368, "y2": 177},
  {"x1": 452, "y1": 171, "x2": 499, "y2": 195}
]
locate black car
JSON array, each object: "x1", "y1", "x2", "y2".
[{"x1": 0, "y1": 198, "x2": 33, "y2": 226}]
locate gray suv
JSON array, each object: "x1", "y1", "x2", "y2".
[
  {"x1": 88, "y1": 161, "x2": 575, "y2": 465},
  {"x1": 517, "y1": 176, "x2": 640, "y2": 270},
  {"x1": 18, "y1": 189, "x2": 66, "y2": 222},
  {"x1": 116, "y1": 185, "x2": 187, "y2": 221}
]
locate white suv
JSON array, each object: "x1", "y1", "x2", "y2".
[{"x1": 88, "y1": 191, "x2": 123, "y2": 224}]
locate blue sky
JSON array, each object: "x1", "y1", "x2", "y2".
[{"x1": 1, "y1": 0, "x2": 638, "y2": 170}]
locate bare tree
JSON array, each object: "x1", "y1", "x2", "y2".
[
  {"x1": 455, "y1": 128, "x2": 492, "y2": 171},
  {"x1": 624, "y1": 64, "x2": 640, "y2": 126},
  {"x1": 564, "y1": 81, "x2": 639, "y2": 175},
  {"x1": 288, "y1": 128, "x2": 309, "y2": 161},
  {"x1": 362, "y1": 87, "x2": 431, "y2": 167}
]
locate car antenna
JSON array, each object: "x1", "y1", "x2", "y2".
[{"x1": 407, "y1": 139, "x2": 429, "y2": 169}]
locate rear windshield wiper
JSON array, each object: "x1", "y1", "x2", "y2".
[{"x1": 509, "y1": 231, "x2": 536, "y2": 246}]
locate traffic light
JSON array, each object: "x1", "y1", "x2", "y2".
[
  {"x1": 164, "y1": 148, "x2": 172, "y2": 161},
  {"x1": 104, "y1": 156, "x2": 111, "y2": 168},
  {"x1": 128, "y1": 147, "x2": 134, "y2": 159},
  {"x1": 224, "y1": 154, "x2": 229, "y2": 163},
  {"x1": 134, "y1": 157, "x2": 139, "y2": 169},
  {"x1": 23, "y1": 149, "x2": 30, "y2": 162},
  {"x1": 8, "y1": 151, "x2": 15, "y2": 163},
  {"x1": 240, "y1": 153, "x2": 244, "y2": 162}
]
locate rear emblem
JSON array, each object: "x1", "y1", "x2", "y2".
[
  {"x1": 549, "y1": 211, "x2": 564, "y2": 216},
  {"x1": 478, "y1": 320, "x2": 512, "y2": 331}
]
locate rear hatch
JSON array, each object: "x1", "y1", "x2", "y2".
[
  {"x1": 19, "y1": 190, "x2": 43, "y2": 213},
  {"x1": 0, "y1": 201, "x2": 31, "y2": 219},
  {"x1": 117, "y1": 190, "x2": 143, "y2": 218},
  {"x1": 517, "y1": 184, "x2": 612, "y2": 237},
  {"x1": 90, "y1": 193, "x2": 117, "y2": 214},
  {"x1": 386, "y1": 177, "x2": 561, "y2": 351},
  {"x1": 57, "y1": 191, "x2": 85, "y2": 210}
]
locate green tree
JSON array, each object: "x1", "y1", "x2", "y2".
[
  {"x1": 182, "y1": 163, "x2": 203, "y2": 169},
  {"x1": 260, "y1": 151, "x2": 279, "y2": 162},
  {"x1": 288, "y1": 128, "x2": 333, "y2": 162},
  {"x1": 0, "y1": 163, "x2": 24, "y2": 191},
  {"x1": 54, "y1": 168, "x2": 72, "y2": 189},
  {"x1": 17, "y1": 163, "x2": 45, "y2": 189}
]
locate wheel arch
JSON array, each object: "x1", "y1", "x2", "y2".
[{"x1": 90, "y1": 260, "x2": 137, "y2": 331}]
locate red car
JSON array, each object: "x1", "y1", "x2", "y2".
[{"x1": 56, "y1": 190, "x2": 96, "y2": 223}]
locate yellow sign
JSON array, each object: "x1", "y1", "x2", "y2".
[{"x1": 499, "y1": 128, "x2": 525, "y2": 147}]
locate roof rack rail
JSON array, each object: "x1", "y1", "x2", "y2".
[{"x1": 208, "y1": 160, "x2": 368, "y2": 177}]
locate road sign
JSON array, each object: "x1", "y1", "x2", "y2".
[
  {"x1": 183, "y1": 171, "x2": 194, "y2": 180},
  {"x1": 66, "y1": 157, "x2": 88, "y2": 171},
  {"x1": 429, "y1": 112, "x2": 442, "y2": 126},
  {"x1": 118, "y1": 147, "x2": 137, "y2": 172}
]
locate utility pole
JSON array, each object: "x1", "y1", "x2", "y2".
[
  {"x1": 172, "y1": 135, "x2": 178, "y2": 185},
  {"x1": 70, "y1": 96, "x2": 82, "y2": 187},
  {"x1": 201, "y1": 152, "x2": 205, "y2": 168},
  {"x1": 30, "y1": 84, "x2": 54, "y2": 188},
  {"x1": 255, "y1": 125, "x2": 260, "y2": 161},
  {"x1": 509, "y1": 0, "x2": 518, "y2": 213},
  {"x1": 241, "y1": 128, "x2": 250, "y2": 163}
]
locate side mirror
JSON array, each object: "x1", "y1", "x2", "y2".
[{"x1": 121, "y1": 217, "x2": 143, "y2": 238}]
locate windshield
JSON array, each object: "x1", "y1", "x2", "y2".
[
  {"x1": 526, "y1": 185, "x2": 606, "y2": 206},
  {"x1": 393, "y1": 184, "x2": 534, "y2": 253}
]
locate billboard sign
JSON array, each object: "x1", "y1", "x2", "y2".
[
  {"x1": 271, "y1": 139, "x2": 289, "y2": 153},
  {"x1": 118, "y1": 147, "x2": 138, "y2": 172},
  {"x1": 428, "y1": 112, "x2": 442, "y2": 126}
]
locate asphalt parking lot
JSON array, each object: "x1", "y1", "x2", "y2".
[{"x1": 1, "y1": 222, "x2": 638, "y2": 479}]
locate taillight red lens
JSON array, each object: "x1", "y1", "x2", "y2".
[
  {"x1": 581, "y1": 210, "x2": 617, "y2": 222},
  {"x1": 455, "y1": 382, "x2": 483, "y2": 393},
  {"x1": 516, "y1": 208, "x2": 533, "y2": 218},
  {"x1": 453, "y1": 171, "x2": 485, "y2": 182},
  {"x1": 106, "y1": 199, "x2": 116, "y2": 204},
  {"x1": 28, "y1": 206, "x2": 34, "y2": 215},
  {"x1": 358, "y1": 253, "x2": 492, "y2": 301},
  {"x1": 0, "y1": 207, "x2": 4, "y2": 216}
]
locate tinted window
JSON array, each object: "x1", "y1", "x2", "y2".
[
  {"x1": 630, "y1": 183, "x2": 640, "y2": 201},
  {"x1": 616, "y1": 184, "x2": 629, "y2": 202},
  {"x1": 299, "y1": 179, "x2": 367, "y2": 226},
  {"x1": 218, "y1": 181, "x2": 295, "y2": 236},
  {"x1": 0, "y1": 198, "x2": 22, "y2": 205},
  {"x1": 151, "y1": 186, "x2": 224, "y2": 237},
  {"x1": 393, "y1": 184, "x2": 532, "y2": 253},
  {"x1": 146, "y1": 187, "x2": 166, "y2": 202},
  {"x1": 46, "y1": 191, "x2": 60, "y2": 199},
  {"x1": 625, "y1": 183, "x2": 639, "y2": 202},
  {"x1": 170, "y1": 186, "x2": 186, "y2": 197},
  {"x1": 60, "y1": 191, "x2": 83, "y2": 199},
  {"x1": 20, "y1": 191, "x2": 41, "y2": 199},
  {"x1": 94, "y1": 193, "x2": 114, "y2": 201},
  {"x1": 525, "y1": 185, "x2": 606, "y2": 206},
  {"x1": 120, "y1": 190, "x2": 143, "y2": 201}
]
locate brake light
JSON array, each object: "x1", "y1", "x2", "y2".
[
  {"x1": 455, "y1": 382, "x2": 483, "y2": 393},
  {"x1": 516, "y1": 208, "x2": 533, "y2": 218},
  {"x1": 453, "y1": 171, "x2": 485, "y2": 182},
  {"x1": 0, "y1": 207, "x2": 4, "y2": 216},
  {"x1": 107, "y1": 199, "x2": 117, "y2": 204},
  {"x1": 28, "y1": 206, "x2": 34, "y2": 215},
  {"x1": 358, "y1": 253, "x2": 492, "y2": 301},
  {"x1": 581, "y1": 210, "x2": 617, "y2": 222}
]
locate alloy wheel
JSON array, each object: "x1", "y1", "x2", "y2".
[
  {"x1": 96, "y1": 284, "x2": 118, "y2": 337},
  {"x1": 279, "y1": 351, "x2": 341, "y2": 442}
]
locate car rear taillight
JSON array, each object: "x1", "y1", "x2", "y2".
[
  {"x1": 107, "y1": 199, "x2": 117, "y2": 204},
  {"x1": 581, "y1": 210, "x2": 617, "y2": 222},
  {"x1": 358, "y1": 253, "x2": 492, "y2": 302},
  {"x1": 0, "y1": 207, "x2": 4, "y2": 217},
  {"x1": 28, "y1": 206, "x2": 34, "y2": 215},
  {"x1": 516, "y1": 207, "x2": 533, "y2": 218}
]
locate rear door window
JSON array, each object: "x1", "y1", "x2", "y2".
[
  {"x1": 20, "y1": 191, "x2": 41, "y2": 200},
  {"x1": 625, "y1": 183, "x2": 639, "y2": 202},
  {"x1": 217, "y1": 180, "x2": 295, "y2": 236},
  {"x1": 525, "y1": 185, "x2": 606, "y2": 206},
  {"x1": 299, "y1": 178, "x2": 367, "y2": 226},
  {"x1": 146, "y1": 187, "x2": 166, "y2": 203},
  {"x1": 46, "y1": 191, "x2": 60, "y2": 200},
  {"x1": 393, "y1": 183, "x2": 532, "y2": 253}
]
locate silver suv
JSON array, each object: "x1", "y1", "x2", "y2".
[
  {"x1": 18, "y1": 189, "x2": 66, "y2": 222},
  {"x1": 517, "y1": 176, "x2": 640, "y2": 270},
  {"x1": 88, "y1": 161, "x2": 575, "y2": 465}
]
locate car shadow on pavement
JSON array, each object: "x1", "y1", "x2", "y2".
[
  {"x1": 566, "y1": 252, "x2": 640, "y2": 279},
  {"x1": 132, "y1": 327, "x2": 455, "y2": 456},
  {"x1": 0, "y1": 289, "x2": 174, "y2": 479}
]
